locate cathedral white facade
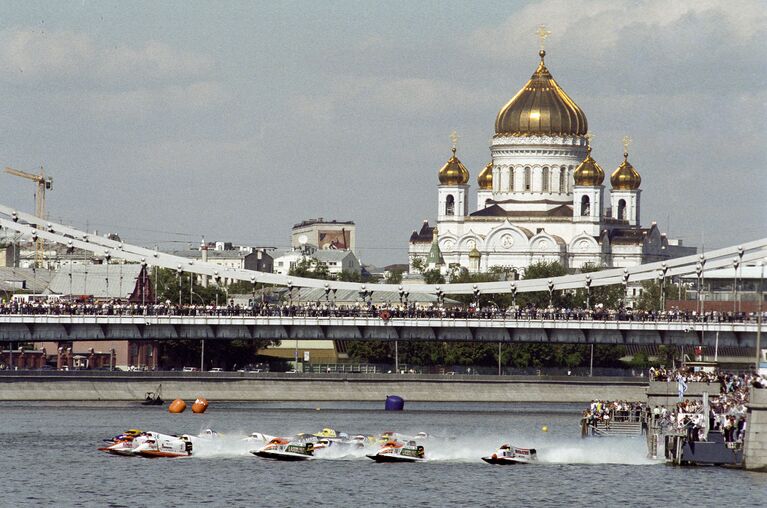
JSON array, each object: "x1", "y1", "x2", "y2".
[{"x1": 408, "y1": 49, "x2": 695, "y2": 275}]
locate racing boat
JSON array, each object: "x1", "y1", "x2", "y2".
[
  {"x1": 367, "y1": 440, "x2": 426, "y2": 463},
  {"x1": 131, "y1": 433, "x2": 193, "y2": 458},
  {"x1": 251, "y1": 437, "x2": 315, "y2": 461},
  {"x1": 98, "y1": 429, "x2": 145, "y2": 456},
  {"x1": 481, "y1": 444, "x2": 537, "y2": 465}
]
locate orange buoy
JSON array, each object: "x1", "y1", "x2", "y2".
[
  {"x1": 191, "y1": 397, "x2": 209, "y2": 414},
  {"x1": 168, "y1": 399, "x2": 187, "y2": 413}
]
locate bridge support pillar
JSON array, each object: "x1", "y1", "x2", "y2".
[{"x1": 744, "y1": 388, "x2": 767, "y2": 471}]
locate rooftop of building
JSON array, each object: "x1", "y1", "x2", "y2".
[{"x1": 292, "y1": 218, "x2": 355, "y2": 229}]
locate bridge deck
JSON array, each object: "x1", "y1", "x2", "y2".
[{"x1": 0, "y1": 315, "x2": 759, "y2": 345}]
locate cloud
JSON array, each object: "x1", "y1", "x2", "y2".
[
  {"x1": 467, "y1": 0, "x2": 767, "y2": 95},
  {"x1": 71, "y1": 81, "x2": 228, "y2": 119},
  {"x1": 0, "y1": 28, "x2": 214, "y2": 85}
]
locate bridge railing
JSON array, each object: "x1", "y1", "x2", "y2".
[{"x1": 0, "y1": 304, "x2": 760, "y2": 324}]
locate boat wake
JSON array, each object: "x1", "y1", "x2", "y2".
[{"x1": 185, "y1": 430, "x2": 657, "y2": 465}]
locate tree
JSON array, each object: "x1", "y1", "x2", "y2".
[
  {"x1": 410, "y1": 257, "x2": 425, "y2": 273},
  {"x1": 154, "y1": 267, "x2": 227, "y2": 305},
  {"x1": 422, "y1": 269, "x2": 445, "y2": 285},
  {"x1": 636, "y1": 280, "x2": 682, "y2": 311},
  {"x1": 338, "y1": 270, "x2": 362, "y2": 282},
  {"x1": 572, "y1": 263, "x2": 625, "y2": 309},
  {"x1": 517, "y1": 261, "x2": 571, "y2": 308},
  {"x1": 289, "y1": 258, "x2": 332, "y2": 280},
  {"x1": 629, "y1": 351, "x2": 650, "y2": 369},
  {"x1": 385, "y1": 269, "x2": 404, "y2": 284}
]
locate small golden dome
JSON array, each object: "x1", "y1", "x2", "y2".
[
  {"x1": 573, "y1": 145, "x2": 604, "y2": 186},
  {"x1": 468, "y1": 246, "x2": 481, "y2": 259},
  {"x1": 495, "y1": 50, "x2": 588, "y2": 137},
  {"x1": 611, "y1": 151, "x2": 641, "y2": 190},
  {"x1": 477, "y1": 162, "x2": 493, "y2": 190},
  {"x1": 438, "y1": 147, "x2": 470, "y2": 185}
]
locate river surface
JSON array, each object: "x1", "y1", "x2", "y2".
[{"x1": 0, "y1": 401, "x2": 764, "y2": 507}]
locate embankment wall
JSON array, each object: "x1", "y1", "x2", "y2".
[{"x1": 0, "y1": 374, "x2": 647, "y2": 402}]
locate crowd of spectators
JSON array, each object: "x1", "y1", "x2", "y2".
[
  {"x1": 582, "y1": 400, "x2": 647, "y2": 431},
  {"x1": 649, "y1": 369, "x2": 766, "y2": 443},
  {"x1": 0, "y1": 299, "x2": 760, "y2": 323}
]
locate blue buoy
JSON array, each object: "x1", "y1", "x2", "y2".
[{"x1": 385, "y1": 395, "x2": 405, "y2": 411}]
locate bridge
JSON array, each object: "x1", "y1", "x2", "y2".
[
  {"x1": 0, "y1": 314, "x2": 758, "y2": 346},
  {"x1": 0, "y1": 204, "x2": 766, "y2": 295}
]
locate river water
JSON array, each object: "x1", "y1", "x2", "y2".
[{"x1": 1, "y1": 401, "x2": 764, "y2": 507}]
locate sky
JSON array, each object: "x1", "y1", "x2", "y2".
[{"x1": 0, "y1": 0, "x2": 764, "y2": 266}]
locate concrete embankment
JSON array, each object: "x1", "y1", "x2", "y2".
[{"x1": 0, "y1": 373, "x2": 647, "y2": 402}]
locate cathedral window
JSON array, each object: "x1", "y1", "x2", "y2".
[
  {"x1": 542, "y1": 167, "x2": 550, "y2": 193},
  {"x1": 580, "y1": 195, "x2": 590, "y2": 216},
  {"x1": 509, "y1": 167, "x2": 514, "y2": 192},
  {"x1": 445, "y1": 194, "x2": 455, "y2": 216},
  {"x1": 524, "y1": 167, "x2": 531, "y2": 191},
  {"x1": 618, "y1": 199, "x2": 626, "y2": 220},
  {"x1": 559, "y1": 167, "x2": 566, "y2": 193}
]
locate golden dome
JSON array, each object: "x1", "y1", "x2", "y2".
[
  {"x1": 477, "y1": 162, "x2": 493, "y2": 190},
  {"x1": 468, "y1": 246, "x2": 481, "y2": 259},
  {"x1": 573, "y1": 145, "x2": 604, "y2": 186},
  {"x1": 438, "y1": 147, "x2": 470, "y2": 185},
  {"x1": 611, "y1": 151, "x2": 641, "y2": 190},
  {"x1": 495, "y1": 50, "x2": 588, "y2": 137}
]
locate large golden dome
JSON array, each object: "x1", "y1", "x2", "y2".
[
  {"x1": 477, "y1": 161, "x2": 493, "y2": 189},
  {"x1": 438, "y1": 147, "x2": 470, "y2": 185},
  {"x1": 610, "y1": 151, "x2": 641, "y2": 190},
  {"x1": 573, "y1": 145, "x2": 604, "y2": 186},
  {"x1": 495, "y1": 50, "x2": 588, "y2": 137}
]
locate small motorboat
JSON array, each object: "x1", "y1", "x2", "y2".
[
  {"x1": 481, "y1": 444, "x2": 537, "y2": 465},
  {"x1": 367, "y1": 440, "x2": 426, "y2": 463},
  {"x1": 141, "y1": 385, "x2": 164, "y2": 406},
  {"x1": 251, "y1": 437, "x2": 315, "y2": 461}
]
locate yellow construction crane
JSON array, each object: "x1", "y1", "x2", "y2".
[{"x1": 5, "y1": 165, "x2": 53, "y2": 267}]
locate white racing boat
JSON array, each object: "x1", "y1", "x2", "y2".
[
  {"x1": 481, "y1": 444, "x2": 537, "y2": 465},
  {"x1": 251, "y1": 437, "x2": 315, "y2": 461},
  {"x1": 367, "y1": 440, "x2": 426, "y2": 463},
  {"x1": 99, "y1": 429, "x2": 217, "y2": 458},
  {"x1": 132, "y1": 433, "x2": 193, "y2": 458}
]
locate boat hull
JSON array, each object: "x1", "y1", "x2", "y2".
[
  {"x1": 481, "y1": 456, "x2": 531, "y2": 465},
  {"x1": 366, "y1": 453, "x2": 424, "y2": 463},
  {"x1": 252, "y1": 450, "x2": 313, "y2": 461}
]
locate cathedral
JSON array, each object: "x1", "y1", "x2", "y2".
[{"x1": 408, "y1": 48, "x2": 695, "y2": 275}]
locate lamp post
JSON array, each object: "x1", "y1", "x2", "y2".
[
  {"x1": 659, "y1": 263, "x2": 668, "y2": 312},
  {"x1": 585, "y1": 275, "x2": 592, "y2": 312},
  {"x1": 547, "y1": 279, "x2": 554, "y2": 308},
  {"x1": 756, "y1": 260, "x2": 764, "y2": 373},
  {"x1": 510, "y1": 283, "x2": 517, "y2": 309},
  {"x1": 104, "y1": 251, "x2": 111, "y2": 301},
  {"x1": 140, "y1": 259, "x2": 147, "y2": 306},
  {"x1": 695, "y1": 262, "x2": 703, "y2": 316},
  {"x1": 622, "y1": 268, "x2": 629, "y2": 309},
  {"x1": 176, "y1": 265, "x2": 182, "y2": 307},
  {"x1": 733, "y1": 246, "x2": 743, "y2": 314},
  {"x1": 699, "y1": 255, "x2": 706, "y2": 318},
  {"x1": 251, "y1": 276, "x2": 257, "y2": 310},
  {"x1": 473, "y1": 284, "x2": 480, "y2": 308}
]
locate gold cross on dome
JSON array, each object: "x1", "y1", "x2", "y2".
[
  {"x1": 622, "y1": 135, "x2": 632, "y2": 153},
  {"x1": 536, "y1": 24, "x2": 551, "y2": 50},
  {"x1": 450, "y1": 130, "x2": 459, "y2": 151}
]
